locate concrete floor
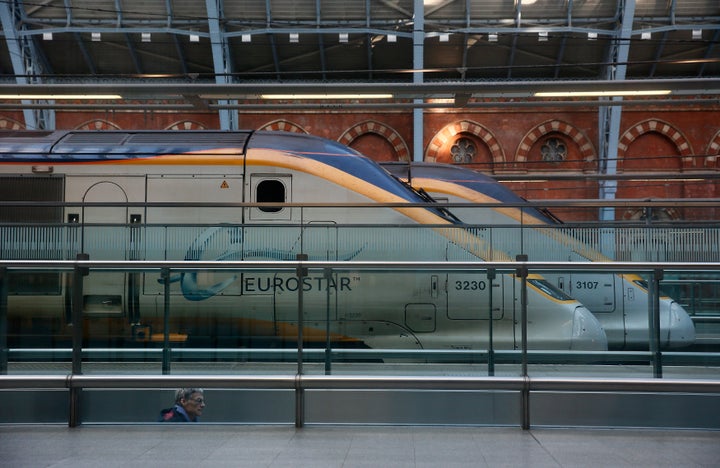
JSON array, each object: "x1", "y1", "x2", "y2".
[{"x1": 1, "y1": 425, "x2": 718, "y2": 467}]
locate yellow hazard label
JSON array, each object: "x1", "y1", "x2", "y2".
[{"x1": 220, "y1": 180, "x2": 229, "y2": 189}]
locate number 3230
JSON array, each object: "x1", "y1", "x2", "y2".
[{"x1": 454, "y1": 280, "x2": 487, "y2": 291}]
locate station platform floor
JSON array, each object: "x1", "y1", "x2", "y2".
[{"x1": 1, "y1": 425, "x2": 718, "y2": 467}]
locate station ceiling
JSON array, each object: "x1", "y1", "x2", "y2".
[{"x1": 1, "y1": 1, "x2": 719, "y2": 109}]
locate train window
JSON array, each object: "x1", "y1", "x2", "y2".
[
  {"x1": 256, "y1": 179, "x2": 285, "y2": 213},
  {"x1": 633, "y1": 278, "x2": 673, "y2": 297},
  {"x1": 528, "y1": 278, "x2": 573, "y2": 301}
]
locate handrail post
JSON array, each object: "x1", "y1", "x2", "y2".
[
  {"x1": 650, "y1": 268, "x2": 663, "y2": 378},
  {"x1": 161, "y1": 268, "x2": 171, "y2": 375},
  {"x1": 70, "y1": 253, "x2": 89, "y2": 427},
  {"x1": 515, "y1": 254, "x2": 530, "y2": 430},
  {"x1": 487, "y1": 268, "x2": 495, "y2": 377},
  {"x1": 324, "y1": 267, "x2": 333, "y2": 375},
  {"x1": 295, "y1": 254, "x2": 308, "y2": 428},
  {"x1": 0, "y1": 267, "x2": 8, "y2": 375},
  {"x1": 71, "y1": 254, "x2": 88, "y2": 375}
]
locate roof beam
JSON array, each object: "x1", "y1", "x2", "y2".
[
  {"x1": 0, "y1": 1, "x2": 54, "y2": 130},
  {"x1": 412, "y1": 0, "x2": 424, "y2": 162},
  {"x1": 316, "y1": 0, "x2": 327, "y2": 80},
  {"x1": 598, "y1": 0, "x2": 637, "y2": 223},
  {"x1": 3, "y1": 78, "x2": 718, "y2": 99},
  {"x1": 205, "y1": 0, "x2": 237, "y2": 130}
]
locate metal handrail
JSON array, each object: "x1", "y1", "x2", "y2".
[
  {"x1": 2, "y1": 259, "x2": 720, "y2": 272},
  {"x1": 3, "y1": 373, "x2": 719, "y2": 393}
]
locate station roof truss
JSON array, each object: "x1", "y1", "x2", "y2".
[{"x1": 0, "y1": 0, "x2": 719, "y2": 112}]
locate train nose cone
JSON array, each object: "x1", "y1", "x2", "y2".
[
  {"x1": 663, "y1": 301, "x2": 696, "y2": 348},
  {"x1": 571, "y1": 306, "x2": 608, "y2": 351}
]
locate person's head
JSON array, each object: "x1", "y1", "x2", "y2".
[{"x1": 175, "y1": 388, "x2": 205, "y2": 421}]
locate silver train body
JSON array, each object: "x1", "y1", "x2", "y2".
[
  {"x1": 0, "y1": 130, "x2": 607, "y2": 351},
  {"x1": 382, "y1": 162, "x2": 696, "y2": 350}
]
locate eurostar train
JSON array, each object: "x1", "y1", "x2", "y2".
[
  {"x1": 0, "y1": 130, "x2": 607, "y2": 351},
  {"x1": 381, "y1": 162, "x2": 695, "y2": 350}
]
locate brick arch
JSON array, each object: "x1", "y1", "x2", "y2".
[
  {"x1": 617, "y1": 118, "x2": 694, "y2": 167},
  {"x1": 75, "y1": 119, "x2": 121, "y2": 130},
  {"x1": 425, "y1": 120, "x2": 504, "y2": 163},
  {"x1": 0, "y1": 116, "x2": 24, "y2": 130},
  {"x1": 515, "y1": 119, "x2": 595, "y2": 165},
  {"x1": 705, "y1": 129, "x2": 720, "y2": 168},
  {"x1": 339, "y1": 120, "x2": 410, "y2": 161},
  {"x1": 166, "y1": 120, "x2": 207, "y2": 130},
  {"x1": 258, "y1": 120, "x2": 308, "y2": 133}
]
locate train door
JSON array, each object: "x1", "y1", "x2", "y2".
[
  {"x1": 562, "y1": 273, "x2": 617, "y2": 313},
  {"x1": 446, "y1": 272, "x2": 508, "y2": 348},
  {"x1": 556, "y1": 272, "x2": 626, "y2": 348},
  {"x1": 243, "y1": 174, "x2": 335, "y2": 346},
  {"x1": 68, "y1": 179, "x2": 143, "y2": 343}
]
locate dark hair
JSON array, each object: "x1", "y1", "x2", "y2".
[{"x1": 174, "y1": 388, "x2": 204, "y2": 404}]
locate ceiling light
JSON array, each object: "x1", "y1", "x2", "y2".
[
  {"x1": 141, "y1": 33, "x2": 151, "y2": 42},
  {"x1": 587, "y1": 32, "x2": 597, "y2": 41},
  {"x1": 241, "y1": 34, "x2": 251, "y2": 43},
  {"x1": 261, "y1": 94, "x2": 393, "y2": 100},
  {"x1": 538, "y1": 31, "x2": 548, "y2": 42},
  {"x1": 439, "y1": 33, "x2": 450, "y2": 42},
  {"x1": 43, "y1": 32, "x2": 53, "y2": 41},
  {"x1": 289, "y1": 33, "x2": 299, "y2": 43},
  {"x1": 0, "y1": 94, "x2": 123, "y2": 100},
  {"x1": 190, "y1": 34, "x2": 200, "y2": 42},
  {"x1": 387, "y1": 34, "x2": 397, "y2": 43},
  {"x1": 91, "y1": 32, "x2": 101, "y2": 41},
  {"x1": 488, "y1": 33, "x2": 498, "y2": 42},
  {"x1": 534, "y1": 90, "x2": 672, "y2": 97},
  {"x1": 692, "y1": 29, "x2": 702, "y2": 40},
  {"x1": 339, "y1": 33, "x2": 349, "y2": 43},
  {"x1": 641, "y1": 31, "x2": 651, "y2": 40}
]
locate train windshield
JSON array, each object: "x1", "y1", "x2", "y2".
[
  {"x1": 528, "y1": 278, "x2": 574, "y2": 301},
  {"x1": 249, "y1": 132, "x2": 462, "y2": 224},
  {"x1": 632, "y1": 279, "x2": 673, "y2": 298}
]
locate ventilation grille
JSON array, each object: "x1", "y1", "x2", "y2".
[{"x1": 0, "y1": 175, "x2": 63, "y2": 223}]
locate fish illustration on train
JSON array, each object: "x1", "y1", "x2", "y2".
[
  {"x1": 381, "y1": 161, "x2": 696, "y2": 350},
  {"x1": 0, "y1": 130, "x2": 607, "y2": 351}
]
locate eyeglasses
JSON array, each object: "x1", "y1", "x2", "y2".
[{"x1": 189, "y1": 397, "x2": 205, "y2": 404}]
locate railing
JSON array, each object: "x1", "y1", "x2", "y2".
[
  {"x1": 2, "y1": 202, "x2": 720, "y2": 427},
  {"x1": 3, "y1": 222, "x2": 720, "y2": 262},
  {"x1": 2, "y1": 373, "x2": 720, "y2": 429},
  {"x1": 1, "y1": 259, "x2": 719, "y2": 428}
]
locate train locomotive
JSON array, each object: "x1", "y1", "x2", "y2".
[
  {"x1": 381, "y1": 161, "x2": 695, "y2": 350},
  {"x1": 0, "y1": 130, "x2": 607, "y2": 351}
]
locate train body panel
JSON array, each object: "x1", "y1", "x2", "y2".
[
  {"x1": 382, "y1": 162, "x2": 695, "y2": 350},
  {"x1": 0, "y1": 130, "x2": 608, "y2": 351}
]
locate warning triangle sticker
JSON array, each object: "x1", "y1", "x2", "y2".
[{"x1": 220, "y1": 180, "x2": 229, "y2": 189}]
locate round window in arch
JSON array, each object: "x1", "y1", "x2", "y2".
[
  {"x1": 450, "y1": 137, "x2": 477, "y2": 163},
  {"x1": 541, "y1": 137, "x2": 567, "y2": 162}
]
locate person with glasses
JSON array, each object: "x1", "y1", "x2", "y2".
[{"x1": 158, "y1": 388, "x2": 206, "y2": 422}]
